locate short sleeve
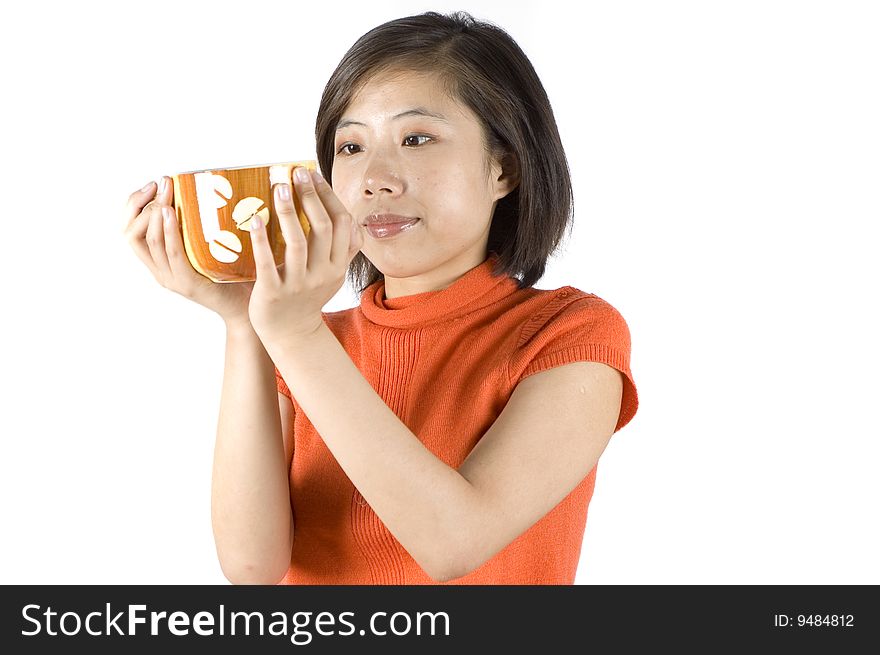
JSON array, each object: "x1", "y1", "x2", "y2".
[
  {"x1": 507, "y1": 289, "x2": 639, "y2": 433},
  {"x1": 276, "y1": 365, "x2": 293, "y2": 401}
]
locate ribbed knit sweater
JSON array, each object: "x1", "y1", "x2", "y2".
[{"x1": 274, "y1": 253, "x2": 639, "y2": 584}]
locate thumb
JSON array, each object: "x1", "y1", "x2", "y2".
[{"x1": 349, "y1": 220, "x2": 363, "y2": 259}]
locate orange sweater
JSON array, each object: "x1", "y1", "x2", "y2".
[{"x1": 275, "y1": 253, "x2": 638, "y2": 584}]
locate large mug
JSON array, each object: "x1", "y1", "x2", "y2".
[{"x1": 170, "y1": 160, "x2": 316, "y2": 283}]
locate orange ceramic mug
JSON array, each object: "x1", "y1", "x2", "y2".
[{"x1": 170, "y1": 160, "x2": 316, "y2": 283}]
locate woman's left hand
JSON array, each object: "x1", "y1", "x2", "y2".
[{"x1": 248, "y1": 166, "x2": 363, "y2": 349}]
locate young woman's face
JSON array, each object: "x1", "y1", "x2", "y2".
[{"x1": 331, "y1": 70, "x2": 515, "y2": 297}]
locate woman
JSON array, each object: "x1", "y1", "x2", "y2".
[{"x1": 124, "y1": 11, "x2": 639, "y2": 585}]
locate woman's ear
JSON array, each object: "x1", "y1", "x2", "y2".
[{"x1": 493, "y1": 150, "x2": 520, "y2": 200}]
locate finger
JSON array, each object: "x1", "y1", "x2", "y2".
[
  {"x1": 154, "y1": 175, "x2": 171, "y2": 205},
  {"x1": 126, "y1": 199, "x2": 164, "y2": 280},
  {"x1": 145, "y1": 200, "x2": 172, "y2": 279},
  {"x1": 292, "y1": 166, "x2": 335, "y2": 270},
  {"x1": 348, "y1": 214, "x2": 364, "y2": 261},
  {"x1": 272, "y1": 182, "x2": 308, "y2": 281},
  {"x1": 128, "y1": 233, "x2": 162, "y2": 281},
  {"x1": 144, "y1": 176, "x2": 171, "y2": 220},
  {"x1": 248, "y1": 212, "x2": 281, "y2": 284},
  {"x1": 162, "y1": 206, "x2": 200, "y2": 286},
  {"x1": 123, "y1": 180, "x2": 157, "y2": 235},
  {"x1": 124, "y1": 175, "x2": 169, "y2": 240},
  {"x1": 310, "y1": 169, "x2": 358, "y2": 266},
  {"x1": 126, "y1": 199, "x2": 159, "y2": 244}
]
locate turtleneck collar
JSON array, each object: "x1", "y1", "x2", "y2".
[{"x1": 359, "y1": 253, "x2": 520, "y2": 328}]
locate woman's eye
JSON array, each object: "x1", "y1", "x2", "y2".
[
  {"x1": 403, "y1": 135, "x2": 432, "y2": 147},
  {"x1": 336, "y1": 135, "x2": 432, "y2": 156}
]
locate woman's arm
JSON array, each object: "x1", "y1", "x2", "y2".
[{"x1": 210, "y1": 320, "x2": 294, "y2": 585}]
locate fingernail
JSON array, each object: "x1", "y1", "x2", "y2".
[
  {"x1": 163, "y1": 207, "x2": 174, "y2": 226},
  {"x1": 159, "y1": 177, "x2": 167, "y2": 194},
  {"x1": 313, "y1": 169, "x2": 324, "y2": 184},
  {"x1": 251, "y1": 214, "x2": 262, "y2": 231},
  {"x1": 295, "y1": 167, "x2": 310, "y2": 184},
  {"x1": 277, "y1": 183, "x2": 291, "y2": 201},
  {"x1": 141, "y1": 181, "x2": 154, "y2": 193}
]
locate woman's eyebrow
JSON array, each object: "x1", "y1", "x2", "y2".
[{"x1": 336, "y1": 108, "x2": 449, "y2": 131}]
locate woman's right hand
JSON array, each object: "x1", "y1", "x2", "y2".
[{"x1": 123, "y1": 176, "x2": 254, "y2": 327}]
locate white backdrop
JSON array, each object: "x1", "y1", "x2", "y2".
[{"x1": 1, "y1": 0, "x2": 877, "y2": 585}]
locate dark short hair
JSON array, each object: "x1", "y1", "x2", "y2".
[{"x1": 315, "y1": 11, "x2": 574, "y2": 294}]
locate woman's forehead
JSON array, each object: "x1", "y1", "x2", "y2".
[
  {"x1": 352, "y1": 71, "x2": 447, "y2": 103},
  {"x1": 344, "y1": 71, "x2": 472, "y2": 124}
]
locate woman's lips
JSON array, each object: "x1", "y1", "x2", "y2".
[{"x1": 364, "y1": 218, "x2": 420, "y2": 239}]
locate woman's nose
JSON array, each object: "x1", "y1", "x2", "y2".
[{"x1": 362, "y1": 153, "x2": 403, "y2": 196}]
